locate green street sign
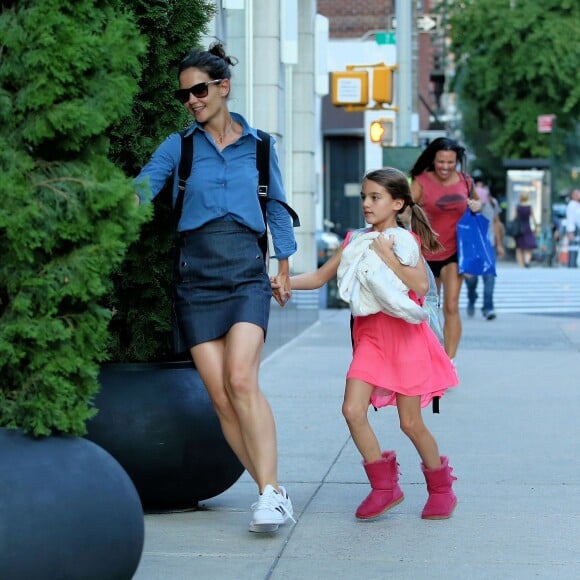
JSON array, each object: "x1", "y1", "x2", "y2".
[{"x1": 375, "y1": 31, "x2": 396, "y2": 45}]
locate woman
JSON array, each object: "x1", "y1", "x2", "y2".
[
  {"x1": 513, "y1": 192, "x2": 537, "y2": 268},
  {"x1": 134, "y1": 42, "x2": 297, "y2": 534},
  {"x1": 565, "y1": 188, "x2": 580, "y2": 268},
  {"x1": 465, "y1": 182, "x2": 505, "y2": 320},
  {"x1": 409, "y1": 138, "x2": 480, "y2": 363}
]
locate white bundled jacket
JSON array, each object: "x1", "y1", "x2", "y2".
[{"x1": 337, "y1": 228, "x2": 427, "y2": 324}]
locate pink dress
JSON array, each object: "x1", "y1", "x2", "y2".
[{"x1": 344, "y1": 230, "x2": 459, "y2": 409}]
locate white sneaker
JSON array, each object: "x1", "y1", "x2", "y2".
[{"x1": 249, "y1": 484, "x2": 295, "y2": 533}]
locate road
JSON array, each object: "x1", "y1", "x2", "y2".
[{"x1": 458, "y1": 262, "x2": 580, "y2": 316}]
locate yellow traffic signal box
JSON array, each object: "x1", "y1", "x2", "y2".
[
  {"x1": 373, "y1": 66, "x2": 394, "y2": 105},
  {"x1": 331, "y1": 71, "x2": 369, "y2": 106}
]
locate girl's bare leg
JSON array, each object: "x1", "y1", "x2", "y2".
[
  {"x1": 396, "y1": 393, "x2": 441, "y2": 469},
  {"x1": 342, "y1": 378, "x2": 381, "y2": 462}
]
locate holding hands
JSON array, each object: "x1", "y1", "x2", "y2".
[{"x1": 270, "y1": 273, "x2": 292, "y2": 307}]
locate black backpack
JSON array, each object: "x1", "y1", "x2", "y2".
[{"x1": 174, "y1": 129, "x2": 300, "y2": 260}]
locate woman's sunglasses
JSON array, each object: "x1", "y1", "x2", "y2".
[{"x1": 174, "y1": 79, "x2": 223, "y2": 103}]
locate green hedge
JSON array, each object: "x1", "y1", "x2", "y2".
[
  {"x1": 0, "y1": 0, "x2": 216, "y2": 435},
  {"x1": 0, "y1": 0, "x2": 148, "y2": 436}
]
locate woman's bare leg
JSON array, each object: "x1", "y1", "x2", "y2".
[
  {"x1": 222, "y1": 322, "x2": 279, "y2": 491},
  {"x1": 439, "y1": 262, "x2": 463, "y2": 359},
  {"x1": 191, "y1": 336, "x2": 259, "y2": 483}
]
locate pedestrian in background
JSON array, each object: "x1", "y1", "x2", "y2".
[
  {"x1": 513, "y1": 192, "x2": 537, "y2": 268},
  {"x1": 276, "y1": 168, "x2": 459, "y2": 522},
  {"x1": 565, "y1": 188, "x2": 580, "y2": 268},
  {"x1": 409, "y1": 138, "x2": 481, "y2": 365},
  {"x1": 465, "y1": 179, "x2": 505, "y2": 320},
  {"x1": 134, "y1": 42, "x2": 297, "y2": 534}
]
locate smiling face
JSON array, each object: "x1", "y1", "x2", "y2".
[
  {"x1": 433, "y1": 150, "x2": 458, "y2": 183},
  {"x1": 361, "y1": 179, "x2": 404, "y2": 231},
  {"x1": 177, "y1": 67, "x2": 229, "y2": 123}
]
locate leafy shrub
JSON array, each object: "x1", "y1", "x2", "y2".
[{"x1": 0, "y1": 0, "x2": 148, "y2": 436}]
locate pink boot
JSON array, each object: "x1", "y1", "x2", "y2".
[
  {"x1": 420, "y1": 456, "x2": 457, "y2": 519},
  {"x1": 356, "y1": 450, "x2": 404, "y2": 520}
]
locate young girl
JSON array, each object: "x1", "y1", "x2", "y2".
[{"x1": 275, "y1": 168, "x2": 459, "y2": 520}]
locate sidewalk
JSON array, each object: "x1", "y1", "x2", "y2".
[{"x1": 133, "y1": 306, "x2": 580, "y2": 580}]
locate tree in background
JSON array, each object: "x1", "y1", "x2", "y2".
[
  {"x1": 448, "y1": 0, "x2": 580, "y2": 193},
  {"x1": 0, "y1": 0, "x2": 147, "y2": 435}
]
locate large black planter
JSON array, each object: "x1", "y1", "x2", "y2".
[
  {"x1": 86, "y1": 361, "x2": 244, "y2": 511},
  {"x1": 0, "y1": 428, "x2": 144, "y2": 580}
]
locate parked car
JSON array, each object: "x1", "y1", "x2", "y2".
[
  {"x1": 315, "y1": 230, "x2": 347, "y2": 308},
  {"x1": 315, "y1": 230, "x2": 343, "y2": 266}
]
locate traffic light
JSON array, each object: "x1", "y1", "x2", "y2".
[
  {"x1": 372, "y1": 66, "x2": 394, "y2": 105},
  {"x1": 370, "y1": 121, "x2": 385, "y2": 143},
  {"x1": 331, "y1": 71, "x2": 369, "y2": 106},
  {"x1": 370, "y1": 119, "x2": 393, "y2": 147}
]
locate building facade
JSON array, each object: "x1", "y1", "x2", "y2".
[
  {"x1": 202, "y1": 1, "x2": 456, "y2": 293},
  {"x1": 318, "y1": 0, "x2": 454, "y2": 234},
  {"x1": 202, "y1": 0, "x2": 328, "y2": 332},
  {"x1": 205, "y1": 0, "x2": 328, "y2": 275}
]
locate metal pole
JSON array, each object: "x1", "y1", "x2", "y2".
[{"x1": 396, "y1": 0, "x2": 413, "y2": 146}]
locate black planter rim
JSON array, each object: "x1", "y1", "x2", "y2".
[{"x1": 101, "y1": 359, "x2": 195, "y2": 372}]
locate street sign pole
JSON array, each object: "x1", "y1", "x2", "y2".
[{"x1": 395, "y1": 0, "x2": 413, "y2": 146}]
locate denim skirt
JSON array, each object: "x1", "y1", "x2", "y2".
[{"x1": 173, "y1": 219, "x2": 271, "y2": 348}]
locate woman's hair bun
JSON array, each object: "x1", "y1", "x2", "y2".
[{"x1": 208, "y1": 41, "x2": 238, "y2": 67}]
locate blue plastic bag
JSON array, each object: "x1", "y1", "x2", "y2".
[{"x1": 456, "y1": 209, "x2": 496, "y2": 276}]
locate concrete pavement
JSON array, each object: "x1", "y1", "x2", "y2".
[{"x1": 133, "y1": 279, "x2": 580, "y2": 579}]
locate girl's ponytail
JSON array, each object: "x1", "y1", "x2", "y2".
[{"x1": 409, "y1": 204, "x2": 444, "y2": 254}]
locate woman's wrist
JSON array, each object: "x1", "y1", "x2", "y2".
[{"x1": 277, "y1": 258, "x2": 289, "y2": 277}]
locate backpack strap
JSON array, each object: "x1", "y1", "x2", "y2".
[
  {"x1": 345, "y1": 227, "x2": 368, "y2": 245},
  {"x1": 256, "y1": 129, "x2": 270, "y2": 198},
  {"x1": 432, "y1": 397, "x2": 440, "y2": 413},
  {"x1": 255, "y1": 130, "x2": 301, "y2": 259},
  {"x1": 463, "y1": 172, "x2": 474, "y2": 199},
  {"x1": 256, "y1": 130, "x2": 270, "y2": 259},
  {"x1": 174, "y1": 130, "x2": 193, "y2": 228}
]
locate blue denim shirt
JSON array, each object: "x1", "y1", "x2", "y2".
[{"x1": 134, "y1": 112, "x2": 297, "y2": 259}]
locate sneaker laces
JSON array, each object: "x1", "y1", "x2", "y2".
[
  {"x1": 251, "y1": 489, "x2": 296, "y2": 523},
  {"x1": 250, "y1": 493, "x2": 277, "y2": 512}
]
